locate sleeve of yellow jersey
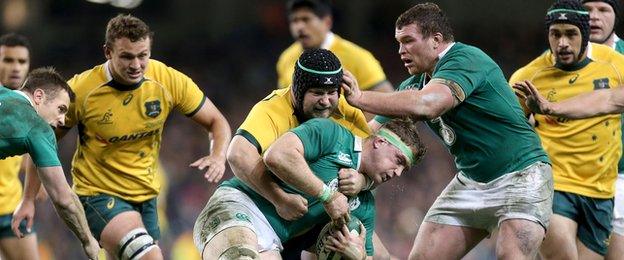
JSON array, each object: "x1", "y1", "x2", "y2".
[
  {"x1": 612, "y1": 52, "x2": 624, "y2": 87},
  {"x1": 167, "y1": 67, "x2": 206, "y2": 117},
  {"x1": 237, "y1": 103, "x2": 279, "y2": 154},
  {"x1": 347, "y1": 49, "x2": 387, "y2": 91},
  {"x1": 63, "y1": 75, "x2": 82, "y2": 129},
  {"x1": 276, "y1": 46, "x2": 297, "y2": 89}
]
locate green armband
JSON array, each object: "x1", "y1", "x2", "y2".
[{"x1": 318, "y1": 184, "x2": 333, "y2": 203}]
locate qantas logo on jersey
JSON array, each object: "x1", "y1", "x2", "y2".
[{"x1": 107, "y1": 128, "x2": 160, "y2": 143}]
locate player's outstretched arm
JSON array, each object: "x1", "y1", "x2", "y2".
[
  {"x1": 25, "y1": 166, "x2": 99, "y2": 259},
  {"x1": 227, "y1": 136, "x2": 309, "y2": 220},
  {"x1": 264, "y1": 132, "x2": 350, "y2": 225},
  {"x1": 514, "y1": 80, "x2": 624, "y2": 119},
  {"x1": 188, "y1": 99, "x2": 232, "y2": 183},
  {"x1": 341, "y1": 70, "x2": 456, "y2": 120},
  {"x1": 12, "y1": 126, "x2": 73, "y2": 234}
]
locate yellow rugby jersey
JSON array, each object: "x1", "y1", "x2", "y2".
[
  {"x1": 65, "y1": 59, "x2": 205, "y2": 202},
  {"x1": 510, "y1": 43, "x2": 624, "y2": 198},
  {"x1": 276, "y1": 34, "x2": 386, "y2": 90},
  {"x1": 237, "y1": 88, "x2": 370, "y2": 153},
  {"x1": 0, "y1": 156, "x2": 22, "y2": 215}
]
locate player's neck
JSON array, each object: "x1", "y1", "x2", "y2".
[{"x1": 602, "y1": 33, "x2": 616, "y2": 48}]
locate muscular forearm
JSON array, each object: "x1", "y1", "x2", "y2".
[
  {"x1": 547, "y1": 89, "x2": 624, "y2": 119},
  {"x1": 228, "y1": 136, "x2": 290, "y2": 204},
  {"x1": 51, "y1": 192, "x2": 93, "y2": 244},
  {"x1": 37, "y1": 167, "x2": 93, "y2": 244},
  {"x1": 356, "y1": 88, "x2": 450, "y2": 120},
  {"x1": 233, "y1": 159, "x2": 289, "y2": 204},
  {"x1": 23, "y1": 156, "x2": 42, "y2": 201},
  {"x1": 208, "y1": 116, "x2": 232, "y2": 158},
  {"x1": 264, "y1": 149, "x2": 324, "y2": 198}
]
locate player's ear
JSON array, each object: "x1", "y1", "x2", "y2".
[
  {"x1": 323, "y1": 15, "x2": 332, "y2": 29},
  {"x1": 32, "y1": 88, "x2": 45, "y2": 105},
  {"x1": 372, "y1": 136, "x2": 387, "y2": 149},
  {"x1": 103, "y1": 44, "x2": 112, "y2": 60},
  {"x1": 432, "y1": 32, "x2": 444, "y2": 49}
]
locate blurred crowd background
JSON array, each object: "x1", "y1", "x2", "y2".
[{"x1": 2, "y1": 0, "x2": 622, "y2": 259}]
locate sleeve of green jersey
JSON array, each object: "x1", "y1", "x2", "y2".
[
  {"x1": 26, "y1": 125, "x2": 61, "y2": 167},
  {"x1": 432, "y1": 53, "x2": 484, "y2": 98},
  {"x1": 372, "y1": 75, "x2": 421, "y2": 124},
  {"x1": 289, "y1": 118, "x2": 338, "y2": 161}
]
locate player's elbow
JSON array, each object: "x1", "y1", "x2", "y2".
[
  {"x1": 409, "y1": 94, "x2": 452, "y2": 120},
  {"x1": 262, "y1": 147, "x2": 287, "y2": 175},
  {"x1": 409, "y1": 103, "x2": 444, "y2": 120},
  {"x1": 49, "y1": 188, "x2": 74, "y2": 210}
]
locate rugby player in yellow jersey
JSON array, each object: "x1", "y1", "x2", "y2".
[
  {"x1": 14, "y1": 14, "x2": 231, "y2": 260},
  {"x1": 277, "y1": 0, "x2": 393, "y2": 120},
  {"x1": 0, "y1": 33, "x2": 39, "y2": 260},
  {"x1": 511, "y1": 1, "x2": 624, "y2": 259},
  {"x1": 227, "y1": 48, "x2": 392, "y2": 259}
]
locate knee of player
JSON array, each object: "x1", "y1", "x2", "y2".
[{"x1": 117, "y1": 228, "x2": 158, "y2": 260}]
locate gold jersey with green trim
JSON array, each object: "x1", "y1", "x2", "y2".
[
  {"x1": 276, "y1": 33, "x2": 386, "y2": 90},
  {"x1": 237, "y1": 88, "x2": 370, "y2": 153},
  {"x1": 66, "y1": 59, "x2": 206, "y2": 203},
  {"x1": 510, "y1": 43, "x2": 624, "y2": 198},
  {"x1": 0, "y1": 156, "x2": 22, "y2": 215}
]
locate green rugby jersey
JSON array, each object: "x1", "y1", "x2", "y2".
[
  {"x1": 0, "y1": 87, "x2": 60, "y2": 167},
  {"x1": 222, "y1": 118, "x2": 375, "y2": 255},
  {"x1": 376, "y1": 42, "x2": 548, "y2": 182}
]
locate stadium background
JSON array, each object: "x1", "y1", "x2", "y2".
[{"x1": 1, "y1": 0, "x2": 621, "y2": 259}]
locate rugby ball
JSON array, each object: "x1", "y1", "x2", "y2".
[{"x1": 315, "y1": 216, "x2": 362, "y2": 260}]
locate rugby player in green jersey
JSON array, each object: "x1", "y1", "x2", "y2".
[
  {"x1": 1, "y1": 68, "x2": 99, "y2": 259},
  {"x1": 194, "y1": 117, "x2": 425, "y2": 259},
  {"x1": 343, "y1": 3, "x2": 552, "y2": 259}
]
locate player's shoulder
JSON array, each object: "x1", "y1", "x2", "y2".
[
  {"x1": 144, "y1": 59, "x2": 190, "y2": 82},
  {"x1": 511, "y1": 51, "x2": 552, "y2": 80},
  {"x1": 302, "y1": 118, "x2": 348, "y2": 135},
  {"x1": 68, "y1": 62, "x2": 108, "y2": 93},
  {"x1": 331, "y1": 34, "x2": 374, "y2": 57},
  {"x1": 590, "y1": 43, "x2": 624, "y2": 65},
  {"x1": 67, "y1": 63, "x2": 110, "y2": 100},
  {"x1": 277, "y1": 43, "x2": 303, "y2": 67},
  {"x1": 251, "y1": 88, "x2": 293, "y2": 115}
]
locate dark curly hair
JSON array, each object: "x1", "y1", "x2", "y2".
[
  {"x1": 395, "y1": 2, "x2": 454, "y2": 42},
  {"x1": 105, "y1": 14, "x2": 154, "y2": 48}
]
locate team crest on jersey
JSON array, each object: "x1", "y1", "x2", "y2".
[
  {"x1": 97, "y1": 109, "x2": 113, "y2": 124},
  {"x1": 144, "y1": 100, "x2": 161, "y2": 118},
  {"x1": 593, "y1": 78, "x2": 610, "y2": 90},
  {"x1": 328, "y1": 178, "x2": 361, "y2": 210},
  {"x1": 431, "y1": 117, "x2": 456, "y2": 145},
  {"x1": 337, "y1": 151, "x2": 352, "y2": 164}
]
